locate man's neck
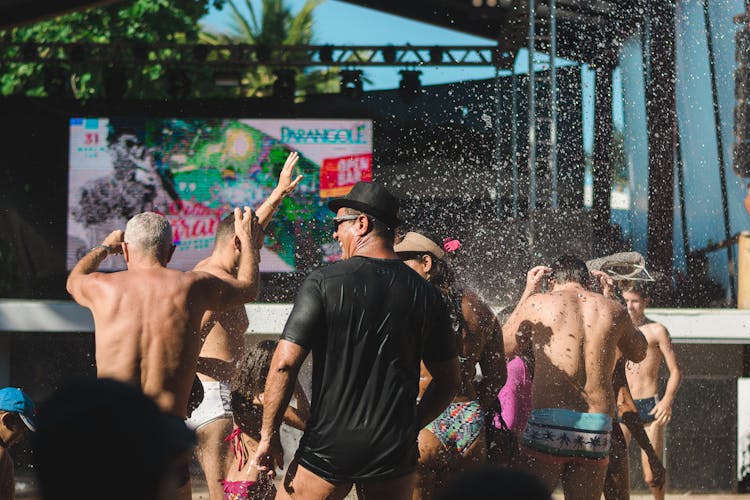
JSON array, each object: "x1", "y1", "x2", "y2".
[
  {"x1": 126, "y1": 256, "x2": 166, "y2": 270},
  {"x1": 551, "y1": 282, "x2": 586, "y2": 293},
  {"x1": 350, "y1": 237, "x2": 398, "y2": 260},
  {"x1": 207, "y1": 247, "x2": 238, "y2": 275},
  {"x1": 631, "y1": 314, "x2": 648, "y2": 327}
]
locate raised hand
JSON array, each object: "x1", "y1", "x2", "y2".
[
  {"x1": 275, "y1": 151, "x2": 303, "y2": 197},
  {"x1": 591, "y1": 269, "x2": 615, "y2": 298},
  {"x1": 525, "y1": 266, "x2": 551, "y2": 295},
  {"x1": 102, "y1": 230, "x2": 125, "y2": 255}
]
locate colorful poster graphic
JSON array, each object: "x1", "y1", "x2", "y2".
[{"x1": 67, "y1": 118, "x2": 373, "y2": 272}]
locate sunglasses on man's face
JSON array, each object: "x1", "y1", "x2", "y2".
[{"x1": 332, "y1": 214, "x2": 360, "y2": 232}]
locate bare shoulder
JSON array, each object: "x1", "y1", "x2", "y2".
[
  {"x1": 641, "y1": 319, "x2": 670, "y2": 339},
  {"x1": 184, "y1": 269, "x2": 219, "y2": 284},
  {"x1": 193, "y1": 258, "x2": 231, "y2": 278}
]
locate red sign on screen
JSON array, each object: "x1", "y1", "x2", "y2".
[{"x1": 320, "y1": 154, "x2": 372, "y2": 198}]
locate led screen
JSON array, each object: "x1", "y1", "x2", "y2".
[{"x1": 67, "y1": 117, "x2": 373, "y2": 272}]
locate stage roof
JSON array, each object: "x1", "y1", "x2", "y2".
[
  {"x1": 339, "y1": 0, "x2": 644, "y2": 65},
  {"x1": 3, "y1": 0, "x2": 645, "y2": 65}
]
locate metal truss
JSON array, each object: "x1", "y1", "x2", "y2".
[{"x1": 0, "y1": 43, "x2": 514, "y2": 68}]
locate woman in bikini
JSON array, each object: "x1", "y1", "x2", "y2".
[
  {"x1": 394, "y1": 231, "x2": 506, "y2": 500},
  {"x1": 222, "y1": 340, "x2": 310, "y2": 500}
]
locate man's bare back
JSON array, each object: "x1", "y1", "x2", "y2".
[
  {"x1": 67, "y1": 209, "x2": 261, "y2": 418},
  {"x1": 504, "y1": 257, "x2": 647, "y2": 500},
  {"x1": 86, "y1": 267, "x2": 232, "y2": 415},
  {"x1": 517, "y1": 287, "x2": 643, "y2": 415}
]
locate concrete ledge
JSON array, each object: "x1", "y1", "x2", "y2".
[{"x1": 1, "y1": 300, "x2": 750, "y2": 342}]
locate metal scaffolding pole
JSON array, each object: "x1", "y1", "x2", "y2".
[{"x1": 703, "y1": 0, "x2": 737, "y2": 303}]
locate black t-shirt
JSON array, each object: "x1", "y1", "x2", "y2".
[{"x1": 281, "y1": 256, "x2": 457, "y2": 482}]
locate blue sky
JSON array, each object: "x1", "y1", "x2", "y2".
[{"x1": 201, "y1": 0, "x2": 626, "y2": 152}]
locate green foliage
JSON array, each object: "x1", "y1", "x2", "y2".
[
  {"x1": 200, "y1": 0, "x2": 339, "y2": 98},
  {"x1": 0, "y1": 0, "x2": 222, "y2": 99}
]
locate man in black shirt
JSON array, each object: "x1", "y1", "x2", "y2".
[{"x1": 252, "y1": 181, "x2": 460, "y2": 500}]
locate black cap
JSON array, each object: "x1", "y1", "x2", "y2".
[{"x1": 327, "y1": 181, "x2": 400, "y2": 228}]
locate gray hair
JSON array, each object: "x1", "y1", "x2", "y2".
[{"x1": 124, "y1": 212, "x2": 173, "y2": 258}]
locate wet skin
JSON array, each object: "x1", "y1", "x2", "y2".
[
  {"x1": 66, "y1": 208, "x2": 261, "y2": 418},
  {"x1": 503, "y1": 279, "x2": 647, "y2": 500}
]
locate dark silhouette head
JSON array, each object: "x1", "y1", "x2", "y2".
[
  {"x1": 437, "y1": 466, "x2": 550, "y2": 500},
  {"x1": 34, "y1": 378, "x2": 195, "y2": 500}
]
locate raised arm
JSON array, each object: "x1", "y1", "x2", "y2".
[
  {"x1": 502, "y1": 265, "x2": 549, "y2": 357},
  {"x1": 198, "y1": 207, "x2": 262, "y2": 310},
  {"x1": 255, "y1": 151, "x2": 302, "y2": 229},
  {"x1": 252, "y1": 339, "x2": 309, "y2": 477},
  {"x1": 66, "y1": 230, "x2": 124, "y2": 308},
  {"x1": 651, "y1": 324, "x2": 682, "y2": 425}
]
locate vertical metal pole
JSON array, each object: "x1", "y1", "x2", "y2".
[
  {"x1": 549, "y1": 0, "x2": 559, "y2": 209},
  {"x1": 703, "y1": 0, "x2": 736, "y2": 303},
  {"x1": 528, "y1": 0, "x2": 537, "y2": 214},
  {"x1": 676, "y1": 120, "x2": 690, "y2": 257},
  {"x1": 512, "y1": 72, "x2": 520, "y2": 218},
  {"x1": 494, "y1": 63, "x2": 504, "y2": 220},
  {"x1": 645, "y1": 0, "x2": 677, "y2": 284}
]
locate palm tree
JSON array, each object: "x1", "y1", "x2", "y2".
[{"x1": 201, "y1": 0, "x2": 340, "y2": 98}]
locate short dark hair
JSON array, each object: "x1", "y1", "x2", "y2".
[
  {"x1": 550, "y1": 254, "x2": 589, "y2": 285},
  {"x1": 214, "y1": 213, "x2": 235, "y2": 246},
  {"x1": 342, "y1": 208, "x2": 395, "y2": 243},
  {"x1": 622, "y1": 281, "x2": 650, "y2": 298}
]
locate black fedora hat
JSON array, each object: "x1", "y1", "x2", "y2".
[{"x1": 328, "y1": 181, "x2": 400, "y2": 228}]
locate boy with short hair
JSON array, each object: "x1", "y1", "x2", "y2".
[
  {"x1": 0, "y1": 387, "x2": 37, "y2": 500},
  {"x1": 621, "y1": 282, "x2": 682, "y2": 500}
]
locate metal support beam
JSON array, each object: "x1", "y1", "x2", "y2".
[
  {"x1": 646, "y1": 0, "x2": 677, "y2": 280},
  {"x1": 0, "y1": 42, "x2": 514, "y2": 68},
  {"x1": 704, "y1": 0, "x2": 737, "y2": 303}
]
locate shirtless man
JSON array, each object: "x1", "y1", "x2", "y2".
[
  {"x1": 622, "y1": 282, "x2": 682, "y2": 500},
  {"x1": 503, "y1": 255, "x2": 647, "y2": 500},
  {"x1": 66, "y1": 208, "x2": 261, "y2": 499},
  {"x1": 188, "y1": 152, "x2": 302, "y2": 499},
  {"x1": 394, "y1": 231, "x2": 507, "y2": 499}
]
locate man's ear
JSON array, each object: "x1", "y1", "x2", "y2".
[
  {"x1": 423, "y1": 255, "x2": 434, "y2": 274},
  {"x1": 0, "y1": 411, "x2": 17, "y2": 431},
  {"x1": 644, "y1": 296, "x2": 652, "y2": 307},
  {"x1": 122, "y1": 242, "x2": 131, "y2": 263},
  {"x1": 355, "y1": 215, "x2": 371, "y2": 236}
]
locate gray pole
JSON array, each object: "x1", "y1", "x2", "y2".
[{"x1": 703, "y1": 0, "x2": 737, "y2": 303}]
